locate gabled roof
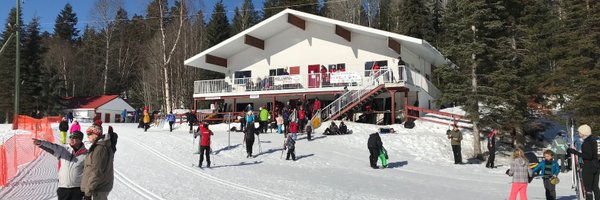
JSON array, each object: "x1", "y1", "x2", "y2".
[
  {"x1": 184, "y1": 9, "x2": 448, "y2": 73},
  {"x1": 65, "y1": 95, "x2": 119, "y2": 109}
]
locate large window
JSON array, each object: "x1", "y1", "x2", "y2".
[
  {"x1": 234, "y1": 71, "x2": 251, "y2": 85},
  {"x1": 364, "y1": 60, "x2": 388, "y2": 76},
  {"x1": 269, "y1": 68, "x2": 287, "y2": 76}
]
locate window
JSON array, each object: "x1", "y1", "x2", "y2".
[
  {"x1": 234, "y1": 71, "x2": 251, "y2": 85},
  {"x1": 269, "y1": 68, "x2": 287, "y2": 76},
  {"x1": 364, "y1": 60, "x2": 388, "y2": 76}
]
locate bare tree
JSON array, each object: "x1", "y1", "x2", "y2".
[{"x1": 92, "y1": 0, "x2": 123, "y2": 94}]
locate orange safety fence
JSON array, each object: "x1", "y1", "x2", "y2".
[{"x1": 0, "y1": 115, "x2": 56, "y2": 186}]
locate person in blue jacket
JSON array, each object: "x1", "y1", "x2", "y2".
[
  {"x1": 533, "y1": 150, "x2": 560, "y2": 200},
  {"x1": 166, "y1": 111, "x2": 176, "y2": 132}
]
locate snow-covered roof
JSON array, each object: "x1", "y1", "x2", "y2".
[{"x1": 184, "y1": 9, "x2": 448, "y2": 73}]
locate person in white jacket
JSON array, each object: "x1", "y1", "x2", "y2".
[{"x1": 33, "y1": 131, "x2": 88, "y2": 200}]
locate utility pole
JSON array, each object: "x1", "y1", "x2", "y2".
[{"x1": 13, "y1": 0, "x2": 21, "y2": 129}]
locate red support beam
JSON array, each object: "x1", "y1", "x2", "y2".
[
  {"x1": 287, "y1": 14, "x2": 306, "y2": 30},
  {"x1": 244, "y1": 34, "x2": 264, "y2": 50},
  {"x1": 233, "y1": 98, "x2": 237, "y2": 113},
  {"x1": 272, "y1": 96, "x2": 276, "y2": 119},
  {"x1": 388, "y1": 37, "x2": 401, "y2": 54},
  {"x1": 335, "y1": 25, "x2": 351, "y2": 42},
  {"x1": 206, "y1": 54, "x2": 227, "y2": 68},
  {"x1": 404, "y1": 91, "x2": 408, "y2": 120}
]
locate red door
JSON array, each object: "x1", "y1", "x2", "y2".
[
  {"x1": 308, "y1": 65, "x2": 320, "y2": 88},
  {"x1": 105, "y1": 113, "x2": 110, "y2": 123}
]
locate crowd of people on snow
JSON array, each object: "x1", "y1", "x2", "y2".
[{"x1": 34, "y1": 118, "x2": 117, "y2": 200}]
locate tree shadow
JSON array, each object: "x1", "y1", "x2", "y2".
[
  {"x1": 254, "y1": 148, "x2": 284, "y2": 157},
  {"x1": 297, "y1": 135, "x2": 327, "y2": 141},
  {"x1": 466, "y1": 158, "x2": 484, "y2": 165},
  {"x1": 213, "y1": 144, "x2": 241, "y2": 155},
  {"x1": 386, "y1": 161, "x2": 408, "y2": 168},
  {"x1": 295, "y1": 153, "x2": 315, "y2": 160},
  {"x1": 210, "y1": 161, "x2": 264, "y2": 169}
]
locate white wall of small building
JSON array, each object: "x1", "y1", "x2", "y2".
[{"x1": 96, "y1": 98, "x2": 135, "y2": 123}]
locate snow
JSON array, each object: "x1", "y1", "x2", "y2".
[{"x1": 0, "y1": 119, "x2": 577, "y2": 199}]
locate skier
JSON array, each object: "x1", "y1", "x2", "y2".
[
  {"x1": 486, "y1": 129, "x2": 497, "y2": 168},
  {"x1": 107, "y1": 126, "x2": 118, "y2": 154},
  {"x1": 245, "y1": 111, "x2": 256, "y2": 158},
  {"x1": 283, "y1": 108, "x2": 290, "y2": 134},
  {"x1": 187, "y1": 111, "x2": 198, "y2": 133},
  {"x1": 550, "y1": 132, "x2": 568, "y2": 172},
  {"x1": 33, "y1": 131, "x2": 87, "y2": 200},
  {"x1": 59, "y1": 117, "x2": 69, "y2": 144},
  {"x1": 259, "y1": 107, "x2": 269, "y2": 133},
  {"x1": 305, "y1": 123, "x2": 313, "y2": 141},
  {"x1": 447, "y1": 124, "x2": 463, "y2": 164},
  {"x1": 507, "y1": 148, "x2": 532, "y2": 200},
  {"x1": 121, "y1": 109, "x2": 127, "y2": 123},
  {"x1": 195, "y1": 123, "x2": 213, "y2": 168},
  {"x1": 143, "y1": 110, "x2": 151, "y2": 132},
  {"x1": 532, "y1": 150, "x2": 560, "y2": 200},
  {"x1": 367, "y1": 132, "x2": 384, "y2": 169},
  {"x1": 284, "y1": 132, "x2": 297, "y2": 161},
  {"x1": 298, "y1": 106, "x2": 306, "y2": 133},
  {"x1": 69, "y1": 120, "x2": 81, "y2": 133},
  {"x1": 166, "y1": 111, "x2": 176, "y2": 132},
  {"x1": 567, "y1": 125, "x2": 600, "y2": 200}
]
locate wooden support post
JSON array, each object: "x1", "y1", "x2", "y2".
[
  {"x1": 272, "y1": 96, "x2": 276, "y2": 119},
  {"x1": 388, "y1": 89, "x2": 397, "y2": 124},
  {"x1": 233, "y1": 98, "x2": 237, "y2": 113},
  {"x1": 404, "y1": 91, "x2": 409, "y2": 120}
]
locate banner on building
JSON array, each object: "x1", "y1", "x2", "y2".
[
  {"x1": 273, "y1": 75, "x2": 301, "y2": 85},
  {"x1": 330, "y1": 72, "x2": 361, "y2": 84}
]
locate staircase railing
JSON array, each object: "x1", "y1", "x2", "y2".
[{"x1": 315, "y1": 68, "x2": 392, "y2": 123}]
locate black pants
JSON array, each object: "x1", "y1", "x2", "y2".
[
  {"x1": 169, "y1": 121, "x2": 174, "y2": 132},
  {"x1": 368, "y1": 147, "x2": 380, "y2": 168},
  {"x1": 261, "y1": 121, "x2": 268, "y2": 133},
  {"x1": 543, "y1": 177, "x2": 556, "y2": 200},
  {"x1": 451, "y1": 145, "x2": 462, "y2": 164},
  {"x1": 307, "y1": 131, "x2": 312, "y2": 141},
  {"x1": 284, "y1": 122, "x2": 289, "y2": 134},
  {"x1": 582, "y1": 167, "x2": 600, "y2": 200},
  {"x1": 298, "y1": 119, "x2": 304, "y2": 132},
  {"x1": 245, "y1": 136, "x2": 255, "y2": 156},
  {"x1": 144, "y1": 123, "x2": 150, "y2": 132},
  {"x1": 324, "y1": 128, "x2": 337, "y2": 135},
  {"x1": 57, "y1": 187, "x2": 84, "y2": 200},
  {"x1": 189, "y1": 123, "x2": 194, "y2": 132},
  {"x1": 286, "y1": 147, "x2": 296, "y2": 160},
  {"x1": 199, "y1": 146, "x2": 211, "y2": 167},
  {"x1": 486, "y1": 147, "x2": 495, "y2": 168}
]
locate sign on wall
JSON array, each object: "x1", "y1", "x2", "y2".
[
  {"x1": 273, "y1": 75, "x2": 301, "y2": 85},
  {"x1": 330, "y1": 72, "x2": 361, "y2": 84}
]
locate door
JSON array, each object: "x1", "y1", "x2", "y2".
[
  {"x1": 105, "y1": 113, "x2": 111, "y2": 123},
  {"x1": 308, "y1": 64, "x2": 320, "y2": 88}
]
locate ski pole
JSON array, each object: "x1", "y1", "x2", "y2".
[
  {"x1": 280, "y1": 139, "x2": 285, "y2": 159},
  {"x1": 257, "y1": 134, "x2": 262, "y2": 154}
]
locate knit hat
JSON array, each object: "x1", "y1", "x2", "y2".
[
  {"x1": 69, "y1": 131, "x2": 84, "y2": 140},
  {"x1": 86, "y1": 125, "x2": 103, "y2": 136},
  {"x1": 578, "y1": 124, "x2": 592, "y2": 137}
]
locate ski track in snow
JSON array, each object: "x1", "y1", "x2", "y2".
[
  {"x1": 114, "y1": 169, "x2": 166, "y2": 200},
  {"x1": 123, "y1": 136, "x2": 290, "y2": 200}
]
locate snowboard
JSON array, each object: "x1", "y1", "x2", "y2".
[{"x1": 379, "y1": 148, "x2": 388, "y2": 168}]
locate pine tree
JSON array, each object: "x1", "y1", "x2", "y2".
[
  {"x1": 263, "y1": 0, "x2": 319, "y2": 19},
  {"x1": 206, "y1": 1, "x2": 230, "y2": 48},
  {"x1": 231, "y1": 0, "x2": 260, "y2": 35},
  {"x1": 429, "y1": 0, "x2": 445, "y2": 46},
  {"x1": 396, "y1": 0, "x2": 433, "y2": 40},
  {"x1": 21, "y1": 17, "x2": 44, "y2": 114},
  {"x1": 0, "y1": 7, "x2": 22, "y2": 121},
  {"x1": 378, "y1": 0, "x2": 392, "y2": 31},
  {"x1": 263, "y1": 0, "x2": 285, "y2": 19},
  {"x1": 54, "y1": 3, "x2": 79, "y2": 43}
]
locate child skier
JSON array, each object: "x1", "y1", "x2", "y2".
[
  {"x1": 276, "y1": 113, "x2": 284, "y2": 134},
  {"x1": 507, "y1": 148, "x2": 532, "y2": 200},
  {"x1": 532, "y1": 150, "x2": 560, "y2": 200},
  {"x1": 284, "y1": 132, "x2": 297, "y2": 161}
]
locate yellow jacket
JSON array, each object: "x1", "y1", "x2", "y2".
[{"x1": 143, "y1": 112, "x2": 150, "y2": 123}]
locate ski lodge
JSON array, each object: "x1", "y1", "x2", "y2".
[
  {"x1": 64, "y1": 95, "x2": 135, "y2": 123},
  {"x1": 184, "y1": 9, "x2": 449, "y2": 125}
]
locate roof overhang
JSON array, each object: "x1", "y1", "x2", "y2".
[{"x1": 184, "y1": 9, "x2": 448, "y2": 73}]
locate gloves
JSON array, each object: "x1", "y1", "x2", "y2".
[{"x1": 566, "y1": 148, "x2": 577, "y2": 154}]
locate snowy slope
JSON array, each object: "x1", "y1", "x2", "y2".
[{"x1": 0, "y1": 120, "x2": 576, "y2": 200}]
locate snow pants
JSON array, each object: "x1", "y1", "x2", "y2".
[
  {"x1": 245, "y1": 136, "x2": 255, "y2": 156},
  {"x1": 199, "y1": 146, "x2": 211, "y2": 167},
  {"x1": 368, "y1": 147, "x2": 380, "y2": 168},
  {"x1": 451, "y1": 145, "x2": 462, "y2": 164},
  {"x1": 57, "y1": 187, "x2": 84, "y2": 200},
  {"x1": 144, "y1": 123, "x2": 149, "y2": 132},
  {"x1": 543, "y1": 178, "x2": 556, "y2": 200},
  {"x1": 60, "y1": 131, "x2": 67, "y2": 144},
  {"x1": 582, "y1": 166, "x2": 600, "y2": 200},
  {"x1": 486, "y1": 147, "x2": 496, "y2": 168},
  {"x1": 286, "y1": 147, "x2": 296, "y2": 160},
  {"x1": 509, "y1": 182, "x2": 528, "y2": 200},
  {"x1": 169, "y1": 121, "x2": 174, "y2": 132}
]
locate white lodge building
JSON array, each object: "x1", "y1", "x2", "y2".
[{"x1": 184, "y1": 9, "x2": 448, "y2": 124}]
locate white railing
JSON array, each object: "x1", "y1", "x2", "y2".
[
  {"x1": 194, "y1": 79, "x2": 232, "y2": 94},
  {"x1": 317, "y1": 68, "x2": 392, "y2": 122},
  {"x1": 399, "y1": 66, "x2": 441, "y2": 98}
]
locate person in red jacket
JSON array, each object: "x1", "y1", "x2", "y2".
[
  {"x1": 298, "y1": 106, "x2": 306, "y2": 132},
  {"x1": 195, "y1": 123, "x2": 213, "y2": 168},
  {"x1": 313, "y1": 98, "x2": 321, "y2": 117}
]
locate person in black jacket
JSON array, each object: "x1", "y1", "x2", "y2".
[
  {"x1": 486, "y1": 129, "x2": 497, "y2": 168},
  {"x1": 59, "y1": 117, "x2": 69, "y2": 144},
  {"x1": 568, "y1": 124, "x2": 600, "y2": 200},
  {"x1": 244, "y1": 122, "x2": 256, "y2": 158},
  {"x1": 367, "y1": 132, "x2": 384, "y2": 169},
  {"x1": 187, "y1": 111, "x2": 198, "y2": 133}
]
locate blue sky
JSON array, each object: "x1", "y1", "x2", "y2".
[{"x1": 0, "y1": 0, "x2": 264, "y2": 33}]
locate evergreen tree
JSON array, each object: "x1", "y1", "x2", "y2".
[
  {"x1": 53, "y1": 3, "x2": 79, "y2": 42},
  {"x1": 21, "y1": 17, "x2": 44, "y2": 114},
  {"x1": 429, "y1": 0, "x2": 445, "y2": 46},
  {"x1": 231, "y1": 0, "x2": 260, "y2": 35},
  {"x1": 206, "y1": 1, "x2": 230, "y2": 48},
  {"x1": 263, "y1": 0, "x2": 319, "y2": 19},
  {"x1": 0, "y1": 7, "x2": 23, "y2": 120},
  {"x1": 263, "y1": 0, "x2": 285, "y2": 19},
  {"x1": 397, "y1": 0, "x2": 433, "y2": 40},
  {"x1": 378, "y1": 0, "x2": 392, "y2": 31}
]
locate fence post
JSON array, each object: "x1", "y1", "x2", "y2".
[{"x1": 0, "y1": 145, "x2": 6, "y2": 186}]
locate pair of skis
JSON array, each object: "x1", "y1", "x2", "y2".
[{"x1": 569, "y1": 119, "x2": 585, "y2": 200}]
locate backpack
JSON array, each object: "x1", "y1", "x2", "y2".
[{"x1": 404, "y1": 120, "x2": 415, "y2": 129}]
